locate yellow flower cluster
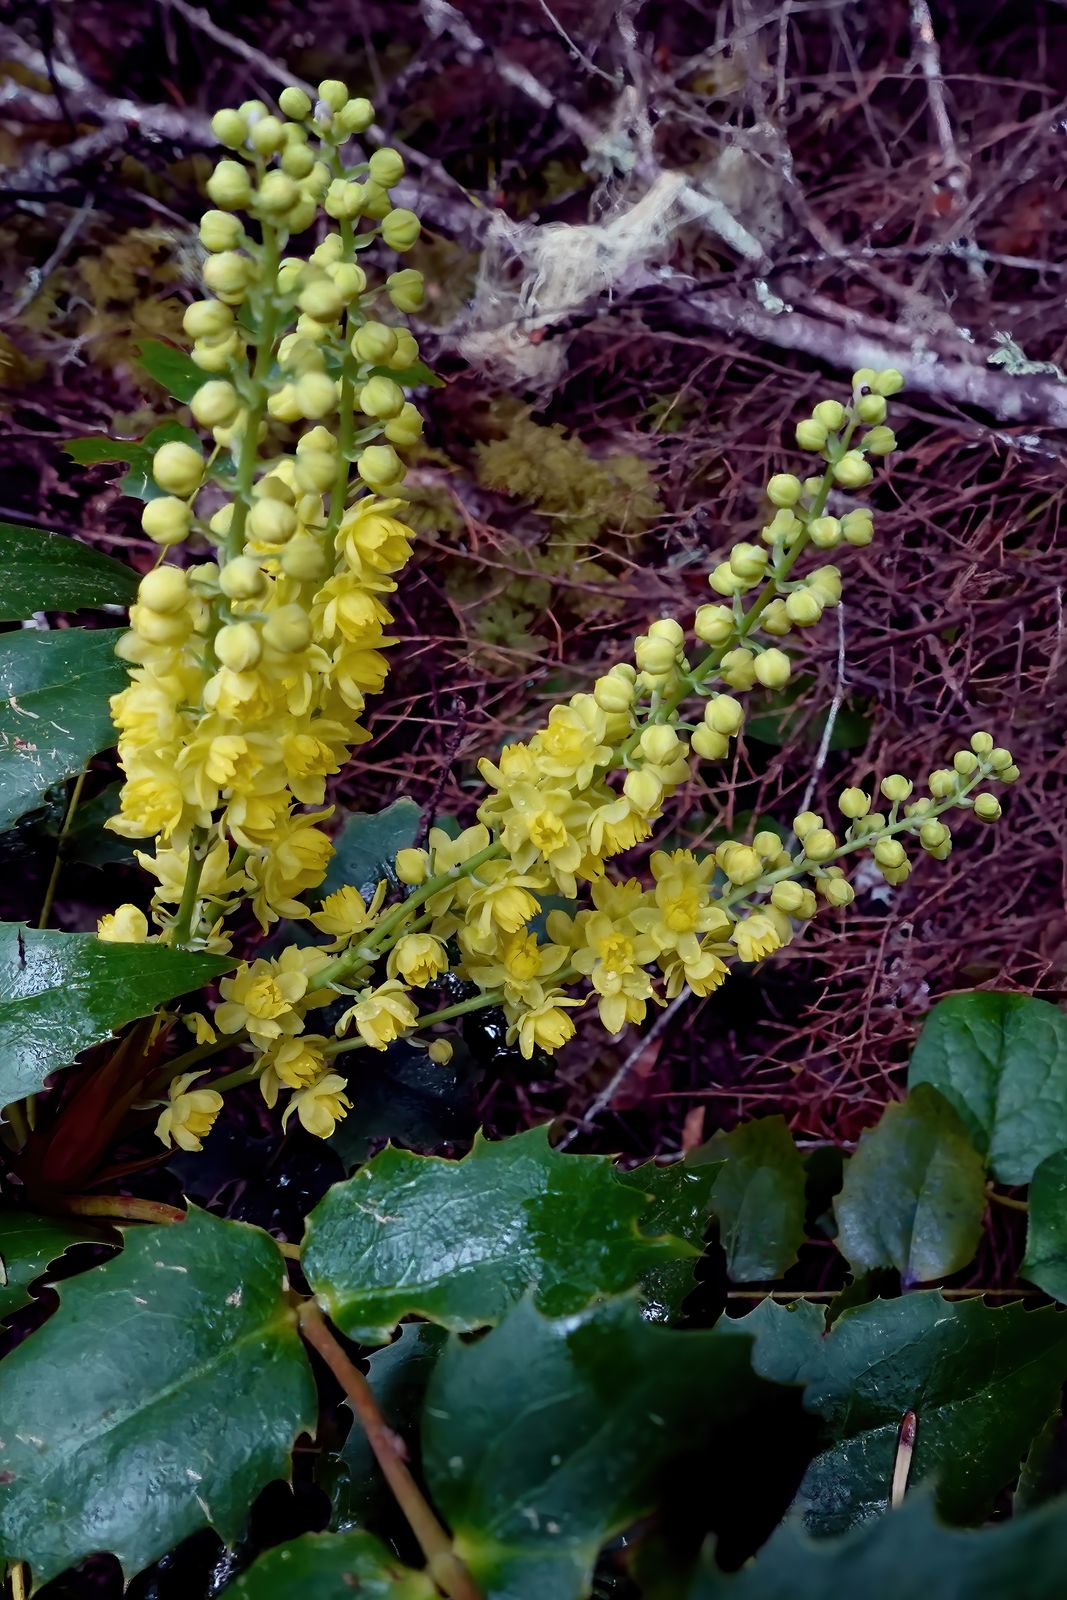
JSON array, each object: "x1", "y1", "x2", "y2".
[
  {"x1": 142, "y1": 369, "x2": 1018, "y2": 1150},
  {"x1": 102, "y1": 80, "x2": 427, "y2": 946}
]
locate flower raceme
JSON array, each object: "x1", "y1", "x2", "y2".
[
  {"x1": 110, "y1": 258, "x2": 1016, "y2": 1152},
  {"x1": 102, "y1": 80, "x2": 428, "y2": 949}
]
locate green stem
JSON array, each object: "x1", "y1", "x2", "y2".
[
  {"x1": 325, "y1": 986, "x2": 507, "y2": 1060},
  {"x1": 227, "y1": 221, "x2": 282, "y2": 558},
  {"x1": 325, "y1": 201, "x2": 359, "y2": 538},
  {"x1": 169, "y1": 827, "x2": 210, "y2": 948},
  {"x1": 38, "y1": 767, "x2": 88, "y2": 930}
]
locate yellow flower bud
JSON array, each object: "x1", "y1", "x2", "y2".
[
  {"x1": 760, "y1": 599, "x2": 792, "y2": 637},
  {"x1": 804, "y1": 827, "x2": 837, "y2": 862},
  {"x1": 199, "y1": 210, "x2": 244, "y2": 252},
  {"x1": 152, "y1": 440, "x2": 205, "y2": 497},
  {"x1": 206, "y1": 159, "x2": 252, "y2": 210},
  {"x1": 387, "y1": 329, "x2": 420, "y2": 369},
  {"x1": 785, "y1": 589, "x2": 823, "y2": 627},
  {"x1": 709, "y1": 561, "x2": 747, "y2": 597},
  {"x1": 807, "y1": 566, "x2": 842, "y2": 605},
  {"x1": 880, "y1": 774, "x2": 913, "y2": 803},
  {"x1": 279, "y1": 86, "x2": 312, "y2": 120},
  {"x1": 335, "y1": 97, "x2": 375, "y2": 135},
  {"x1": 808, "y1": 516, "x2": 841, "y2": 549},
  {"x1": 729, "y1": 543, "x2": 768, "y2": 581},
  {"x1": 793, "y1": 811, "x2": 822, "y2": 840},
  {"x1": 215, "y1": 621, "x2": 261, "y2": 671},
  {"x1": 395, "y1": 847, "x2": 430, "y2": 885},
  {"x1": 211, "y1": 108, "x2": 248, "y2": 148},
  {"x1": 594, "y1": 675, "x2": 634, "y2": 714},
  {"x1": 294, "y1": 372, "x2": 339, "y2": 419},
  {"x1": 97, "y1": 904, "x2": 150, "y2": 943},
  {"x1": 646, "y1": 618, "x2": 683, "y2": 648},
  {"x1": 771, "y1": 880, "x2": 806, "y2": 914},
  {"x1": 635, "y1": 636, "x2": 677, "y2": 675},
  {"x1": 318, "y1": 79, "x2": 349, "y2": 111},
  {"x1": 720, "y1": 647, "x2": 756, "y2": 691},
  {"x1": 141, "y1": 497, "x2": 191, "y2": 546},
  {"x1": 387, "y1": 269, "x2": 425, "y2": 312},
  {"x1": 706, "y1": 694, "x2": 744, "y2": 736},
  {"x1": 969, "y1": 731, "x2": 994, "y2": 757},
  {"x1": 257, "y1": 170, "x2": 299, "y2": 213},
  {"x1": 1000, "y1": 765, "x2": 1020, "y2": 784},
  {"x1": 813, "y1": 399, "x2": 846, "y2": 430},
  {"x1": 280, "y1": 536, "x2": 327, "y2": 581},
  {"x1": 856, "y1": 392, "x2": 887, "y2": 424},
  {"x1": 267, "y1": 384, "x2": 303, "y2": 423},
  {"x1": 369, "y1": 148, "x2": 405, "y2": 188},
  {"x1": 263, "y1": 604, "x2": 312, "y2": 653},
  {"x1": 358, "y1": 443, "x2": 405, "y2": 488},
  {"x1": 249, "y1": 115, "x2": 286, "y2": 156},
  {"x1": 281, "y1": 143, "x2": 316, "y2": 180},
  {"x1": 842, "y1": 510, "x2": 874, "y2": 546},
  {"x1": 694, "y1": 604, "x2": 734, "y2": 645},
  {"x1": 832, "y1": 450, "x2": 873, "y2": 488},
  {"x1": 795, "y1": 418, "x2": 828, "y2": 451},
  {"x1": 359, "y1": 375, "x2": 405, "y2": 419},
  {"x1": 247, "y1": 498, "x2": 298, "y2": 545},
  {"x1": 639, "y1": 725, "x2": 681, "y2": 764},
  {"x1": 298, "y1": 278, "x2": 345, "y2": 322},
  {"x1": 874, "y1": 368, "x2": 905, "y2": 396},
  {"x1": 767, "y1": 473, "x2": 803, "y2": 508},
  {"x1": 327, "y1": 262, "x2": 367, "y2": 300},
  {"x1": 183, "y1": 299, "x2": 233, "y2": 340},
  {"x1": 864, "y1": 426, "x2": 896, "y2": 456},
  {"x1": 623, "y1": 768, "x2": 663, "y2": 813},
  {"x1": 352, "y1": 321, "x2": 399, "y2": 363},
  {"x1": 219, "y1": 557, "x2": 266, "y2": 599},
  {"x1": 852, "y1": 368, "x2": 879, "y2": 391},
  {"x1": 823, "y1": 876, "x2": 854, "y2": 907},
  {"x1": 691, "y1": 725, "x2": 729, "y2": 760},
  {"x1": 720, "y1": 843, "x2": 762, "y2": 885},
  {"x1": 973, "y1": 793, "x2": 1002, "y2": 822},
  {"x1": 953, "y1": 750, "x2": 979, "y2": 777},
  {"x1": 988, "y1": 746, "x2": 1012, "y2": 770},
  {"x1": 383, "y1": 403, "x2": 424, "y2": 447},
  {"x1": 919, "y1": 819, "x2": 950, "y2": 851},
  {"x1": 928, "y1": 768, "x2": 956, "y2": 798},
  {"x1": 428, "y1": 1038, "x2": 454, "y2": 1065},
  {"x1": 754, "y1": 648, "x2": 791, "y2": 690},
  {"x1": 137, "y1": 566, "x2": 189, "y2": 614},
  {"x1": 761, "y1": 509, "x2": 803, "y2": 547},
  {"x1": 298, "y1": 425, "x2": 338, "y2": 454},
  {"x1": 381, "y1": 207, "x2": 421, "y2": 252},
  {"x1": 294, "y1": 450, "x2": 338, "y2": 494},
  {"x1": 874, "y1": 838, "x2": 906, "y2": 869},
  {"x1": 202, "y1": 251, "x2": 254, "y2": 299},
  {"x1": 838, "y1": 787, "x2": 871, "y2": 819}
]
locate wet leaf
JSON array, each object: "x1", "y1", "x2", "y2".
[
  {"x1": 0, "y1": 522, "x2": 137, "y2": 621},
  {"x1": 1022, "y1": 1148, "x2": 1067, "y2": 1303},
  {"x1": 0, "y1": 1211, "x2": 114, "y2": 1318},
  {"x1": 222, "y1": 1529, "x2": 432, "y2": 1597},
  {"x1": 316, "y1": 797, "x2": 422, "y2": 903},
  {"x1": 699, "y1": 1117, "x2": 806, "y2": 1282}
]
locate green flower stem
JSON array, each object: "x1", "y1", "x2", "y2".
[
  {"x1": 37, "y1": 767, "x2": 88, "y2": 931},
  {"x1": 168, "y1": 827, "x2": 210, "y2": 948},
  {"x1": 325, "y1": 985, "x2": 506, "y2": 1059},
  {"x1": 325, "y1": 185, "x2": 358, "y2": 539},
  {"x1": 226, "y1": 220, "x2": 283, "y2": 559},
  {"x1": 209, "y1": 1060, "x2": 260, "y2": 1094},
  {"x1": 151, "y1": 1027, "x2": 247, "y2": 1092}
]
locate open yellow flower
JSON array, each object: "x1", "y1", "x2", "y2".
[
  {"x1": 155, "y1": 1072, "x2": 223, "y2": 1152},
  {"x1": 283, "y1": 1072, "x2": 353, "y2": 1138}
]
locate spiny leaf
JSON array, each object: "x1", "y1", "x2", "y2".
[
  {"x1": 0, "y1": 1212, "x2": 114, "y2": 1319},
  {"x1": 0, "y1": 523, "x2": 137, "y2": 621},
  {"x1": 316, "y1": 797, "x2": 422, "y2": 904},
  {"x1": 1022, "y1": 1148, "x2": 1067, "y2": 1303},
  {"x1": 134, "y1": 338, "x2": 203, "y2": 402},
  {"x1": 717, "y1": 1297, "x2": 827, "y2": 1387},
  {"x1": 908, "y1": 992, "x2": 1067, "y2": 1184},
  {"x1": 222, "y1": 1530, "x2": 433, "y2": 1598},
  {"x1": 0, "y1": 628, "x2": 127, "y2": 831},
  {"x1": 618, "y1": 1159, "x2": 719, "y2": 1321},
  {"x1": 61, "y1": 423, "x2": 202, "y2": 501},
  {"x1": 698, "y1": 1117, "x2": 806, "y2": 1282},
  {"x1": 689, "y1": 1490, "x2": 1067, "y2": 1598},
  {"x1": 0, "y1": 1208, "x2": 316, "y2": 1588},
  {"x1": 793, "y1": 1292, "x2": 1067, "y2": 1536},
  {"x1": 833, "y1": 1085, "x2": 986, "y2": 1283},
  {"x1": 0, "y1": 923, "x2": 232, "y2": 1106},
  {"x1": 423, "y1": 1295, "x2": 766, "y2": 1600},
  {"x1": 302, "y1": 1127, "x2": 698, "y2": 1345}
]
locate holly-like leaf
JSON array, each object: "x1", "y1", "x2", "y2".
[
  {"x1": 337, "y1": 1323, "x2": 447, "y2": 1531},
  {"x1": 0, "y1": 1208, "x2": 315, "y2": 1588},
  {"x1": 62, "y1": 423, "x2": 203, "y2": 501},
  {"x1": 317, "y1": 797, "x2": 422, "y2": 903},
  {"x1": 618, "y1": 1160, "x2": 719, "y2": 1321},
  {"x1": 303, "y1": 1127, "x2": 698, "y2": 1345},
  {"x1": 135, "y1": 338, "x2": 203, "y2": 402},
  {"x1": 908, "y1": 992, "x2": 1067, "y2": 1185},
  {"x1": 0, "y1": 522, "x2": 137, "y2": 621},
  {"x1": 689, "y1": 1490, "x2": 1067, "y2": 1599},
  {"x1": 699, "y1": 1117, "x2": 806, "y2": 1282},
  {"x1": 0, "y1": 1212, "x2": 114, "y2": 1318},
  {"x1": 0, "y1": 922, "x2": 232, "y2": 1105},
  {"x1": 833, "y1": 1086, "x2": 987, "y2": 1284},
  {"x1": 222, "y1": 1530, "x2": 432, "y2": 1598},
  {"x1": 719, "y1": 1297, "x2": 827, "y2": 1386},
  {"x1": 423, "y1": 1296, "x2": 766, "y2": 1600},
  {"x1": 793, "y1": 1292, "x2": 1067, "y2": 1536},
  {"x1": 0, "y1": 627, "x2": 127, "y2": 831},
  {"x1": 1022, "y1": 1148, "x2": 1067, "y2": 1303}
]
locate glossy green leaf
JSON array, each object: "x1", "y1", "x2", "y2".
[
  {"x1": 1022, "y1": 1148, "x2": 1067, "y2": 1303},
  {"x1": 135, "y1": 337, "x2": 203, "y2": 402},
  {"x1": 423, "y1": 1296, "x2": 766, "y2": 1600},
  {"x1": 689, "y1": 1491, "x2": 1067, "y2": 1599},
  {"x1": 908, "y1": 992, "x2": 1067, "y2": 1184},
  {"x1": 701, "y1": 1117, "x2": 806, "y2": 1281},
  {"x1": 337, "y1": 1323, "x2": 447, "y2": 1530},
  {"x1": 0, "y1": 1212, "x2": 113, "y2": 1318},
  {"x1": 0, "y1": 522, "x2": 137, "y2": 621},
  {"x1": 0, "y1": 627, "x2": 126, "y2": 831},
  {"x1": 62, "y1": 423, "x2": 202, "y2": 501},
  {"x1": 618, "y1": 1159, "x2": 719, "y2": 1320},
  {"x1": 0, "y1": 922, "x2": 232, "y2": 1105},
  {"x1": 304, "y1": 1127, "x2": 697, "y2": 1344},
  {"x1": 0, "y1": 1208, "x2": 315, "y2": 1587},
  {"x1": 719, "y1": 1297, "x2": 827, "y2": 1386},
  {"x1": 833, "y1": 1086, "x2": 986, "y2": 1284},
  {"x1": 317, "y1": 797, "x2": 422, "y2": 903},
  {"x1": 366, "y1": 359, "x2": 445, "y2": 389},
  {"x1": 794, "y1": 1292, "x2": 1067, "y2": 1536},
  {"x1": 223, "y1": 1530, "x2": 432, "y2": 1598}
]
